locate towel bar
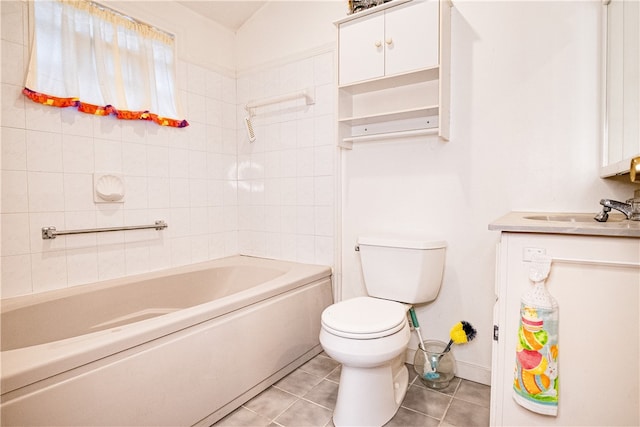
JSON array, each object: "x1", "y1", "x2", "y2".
[
  {"x1": 42, "y1": 220, "x2": 168, "y2": 240},
  {"x1": 245, "y1": 88, "x2": 315, "y2": 114}
]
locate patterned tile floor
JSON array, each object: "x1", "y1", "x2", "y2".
[{"x1": 213, "y1": 352, "x2": 490, "y2": 427}]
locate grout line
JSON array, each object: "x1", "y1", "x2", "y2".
[
  {"x1": 263, "y1": 386, "x2": 302, "y2": 425},
  {"x1": 298, "y1": 395, "x2": 335, "y2": 412},
  {"x1": 438, "y1": 393, "x2": 456, "y2": 426},
  {"x1": 235, "y1": 404, "x2": 272, "y2": 425}
]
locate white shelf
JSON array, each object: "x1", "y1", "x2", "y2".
[
  {"x1": 340, "y1": 128, "x2": 439, "y2": 149},
  {"x1": 338, "y1": 67, "x2": 440, "y2": 95},
  {"x1": 339, "y1": 105, "x2": 439, "y2": 127}
]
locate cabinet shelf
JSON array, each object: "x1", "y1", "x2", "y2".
[
  {"x1": 339, "y1": 105, "x2": 439, "y2": 126},
  {"x1": 338, "y1": 67, "x2": 439, "y2": 95},
  {"x1": 340, "y1": 128, "x2": 439, "y2": 149}
]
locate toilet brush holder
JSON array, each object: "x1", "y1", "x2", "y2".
[{"x1": 413, "y1": 340, "x2": 456, "y2": 389}]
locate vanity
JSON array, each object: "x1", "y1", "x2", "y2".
[{"x1": 489, "y1": 213, "x2": 639, "y2": 426}]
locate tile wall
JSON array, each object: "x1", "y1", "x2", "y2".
[
  {"x1": 1, "y1": 1, "x2": 241, "y2": 297},
  {"x1": 0, "y1": 2, "x2": 336, "y2": 298},
  {"x1": 235, "y1": 51, "x2": 336, "y2": 266}
]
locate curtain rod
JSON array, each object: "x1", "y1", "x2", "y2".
[{"x1": 79, "y1": 0, "x2": 175, "y2": 40}]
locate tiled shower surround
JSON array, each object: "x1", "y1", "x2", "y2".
[
  {"x1": 0, "y1": 1, "x2": 335, "y2": 297},
  {"x1": 235, "y1": 52, "x2": 335, "y2": 266}
]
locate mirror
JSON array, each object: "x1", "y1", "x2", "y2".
[{"x1": 602, "y1": 0, "x2": 640, "y2": 177}]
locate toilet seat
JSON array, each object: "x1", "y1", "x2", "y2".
[{"x1": 321, "y1": 297, "x2": 407, "y2": 339}]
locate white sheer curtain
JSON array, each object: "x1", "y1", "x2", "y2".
[{"x1": 24, "y1": 0, "x2": 187, "y2": 127}]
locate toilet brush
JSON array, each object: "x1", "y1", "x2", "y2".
[
  {"x1": 442, "y1": 320, "x2": 477, "y2": 354},
  {"x1": 429, "y1": 320, "x2": 477, "y2": 372},
  {"x1": 409, "y1": 308, "x2": 426, "y2": 351}
]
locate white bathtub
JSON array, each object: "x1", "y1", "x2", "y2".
[{"x1": 1, "y1": 255, "x2": 333, "y2": 426}]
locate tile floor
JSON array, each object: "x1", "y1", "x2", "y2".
[{"x1": 213, "y1": 352, "x2": 490, "y2": 427}]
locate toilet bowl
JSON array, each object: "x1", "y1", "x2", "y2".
[
  {"x1": 320, "y1": 235, "x2": 446, "y2": 427},
  {"x1": 320, "y1": 297, "x2": 411, "y2": 426}
]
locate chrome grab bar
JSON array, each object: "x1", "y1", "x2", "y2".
[{"x1": 42, "y1": 220, "x2": 168, "y2": 240}]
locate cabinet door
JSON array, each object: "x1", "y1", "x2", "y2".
[
  {"x1": 492, "y1": 233, "x2": 640, "y2": 426},
  {"x1": 384, "y1": 0, "x2": 439, "y2": 76},
  {"x1": 602, "y1": 0, "x2": 640, "y2": 176},
  {"x1": 338, "y1": 12, "x2": 385, "y2": 85}
]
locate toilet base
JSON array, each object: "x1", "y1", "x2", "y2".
[{"x1": 332, "y1": 353, "x2": 409, "y2": 427}]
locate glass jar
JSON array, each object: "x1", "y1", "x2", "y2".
[{"x1": 413, "y1": 339, "x2": 456, "y2": 389}]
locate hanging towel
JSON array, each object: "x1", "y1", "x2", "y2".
[{"x1": 513, "y1": 254, "x2": 559, "y2": 416}]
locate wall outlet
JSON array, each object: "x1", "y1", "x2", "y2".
[{"x1": 523, "y1": 247, "x2": 546, "y2": 261}]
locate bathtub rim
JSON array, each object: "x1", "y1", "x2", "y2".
[{"x1": 1, "y1": 255, "x2": 332, "y2": 395}]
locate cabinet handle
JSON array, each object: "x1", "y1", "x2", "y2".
[
  {"x1": 385, "y1": 37, "x2": 393, "y2": 45},
  {"x1": 374, "y1": 40, "x2": 382, "y2": 48}
]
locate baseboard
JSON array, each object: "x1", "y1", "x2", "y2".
[{"x1": 406, "y1": 348, "x2": 491, "y2": 386}]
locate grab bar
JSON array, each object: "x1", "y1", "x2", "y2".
[{"x1": 42, "y1": 220, "x2": 168, "y2": 240}]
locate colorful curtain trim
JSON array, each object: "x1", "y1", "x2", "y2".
[{"x1": 22, "y1": 88, "x2": 189, "y2": 128}]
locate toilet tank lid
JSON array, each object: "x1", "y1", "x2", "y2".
[{"x1": 358, "y1": 235, "x2": 447, "y2": 250}]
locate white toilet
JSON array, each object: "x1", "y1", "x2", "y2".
[{"x1": 320, "y1": 235, "x2": 446, "y2": 427}]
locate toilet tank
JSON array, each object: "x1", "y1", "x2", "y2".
[{"x1": 358, "y1": 236, "x2": 447, "y2": 304}]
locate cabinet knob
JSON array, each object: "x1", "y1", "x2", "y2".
[
  {"x1": 385, "y1": 37, "x2": 393, "y2": 45},
  {"x1": 374, "y1": 40, "x2": 382, "y2": 48}
]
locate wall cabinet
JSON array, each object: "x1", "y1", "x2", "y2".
[
  {"x1": 335, "y1": 0, "x2": 451, "y2": 148},
  {"x1": 491, "y1": 232, "x2": 639, "y2": 426},
  {"x1": 338, "y1": 0, "x2": 439, "y2": 85},
  {"x1": 601, "y1": 0, "x2": 640, "y2": 177}
]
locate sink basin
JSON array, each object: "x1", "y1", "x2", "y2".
[{"x1": 524, "y1": 213, "x2": 626, "y2": 223}]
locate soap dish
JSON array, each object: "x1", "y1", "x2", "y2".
[{"x1": 94, "y1": 173, "x2": 125, "y2": 203}]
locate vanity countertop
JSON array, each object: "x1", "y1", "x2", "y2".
[{"x1": 489, "y1": 211, "x2": 640, "y2": 238}]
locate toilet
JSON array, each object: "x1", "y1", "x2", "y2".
[{"x1": 320, "y1": 235, "x2": 446, "y2": 427}]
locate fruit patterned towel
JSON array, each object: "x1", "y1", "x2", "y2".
[{"x1": 513, "y1": 302, "x2": 559, "y2": 416}]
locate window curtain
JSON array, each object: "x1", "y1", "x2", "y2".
[{"x1": 24, "y1": 0, "x2": 188, "y2": 128}]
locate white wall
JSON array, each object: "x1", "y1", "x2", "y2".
[{"x1": 235, "y1": 1, "x2": 347, "y2": 70}]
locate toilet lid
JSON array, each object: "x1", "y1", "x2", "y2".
[{"x1": 321, "y1": 297, "x2": 407, "y2": 339}]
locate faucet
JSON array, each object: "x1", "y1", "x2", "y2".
[
  {"x1": 596, "y1": 158, "x2": 640, "y2": 222},
  {"x1": 595, "y1": 197, "x2": 640, "y2": 222}
]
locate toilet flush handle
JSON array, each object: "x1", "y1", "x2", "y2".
[{"x1": 354, "y1": 245, "x2": 360, "y2": 252}]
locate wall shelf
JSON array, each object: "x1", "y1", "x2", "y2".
[
  {"x1": 338, "y1": 67, "x2": 439, "y2": 95},
  {"x1": 338, "y1": 105, "x2": 439, "y2": 127},
  {"x1": 339, "y1": 128, "x2": 439, "y2": 149}
]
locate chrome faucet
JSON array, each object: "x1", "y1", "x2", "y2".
[{"x1": 595, "y1": 198, "x2": 640, "y2": 222}]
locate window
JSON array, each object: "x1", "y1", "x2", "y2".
[{"x1": 23, "y1": 0, "x2": 188, "y2": 128}]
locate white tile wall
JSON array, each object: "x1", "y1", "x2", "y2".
[
  {"x1": 0, "y1": 1, "x2": 241, "y2": 298},
  {"x1": 236, "y1": 51, "x2": 336, "y2": 266},
  {"x1": 0, "y1": 2, "x2": 335, "y2": 298}
]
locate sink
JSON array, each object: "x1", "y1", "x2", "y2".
[{"x1": 524, "y1": 214, "x2": 626, "y2": 223}]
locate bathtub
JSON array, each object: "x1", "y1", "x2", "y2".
[{"x1": 0, "y1": 255, "x2": 333, "y2": 426}]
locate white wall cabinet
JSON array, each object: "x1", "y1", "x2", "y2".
[
  {"x1": 601, "y1": 0, "x2": 640, "y2": 177},
  {"x1": 335, "y1": 0, "x2": 451, "y2": 148},
  {"x1": 491, "y1": 232, "x2": 640, "y2": 426},
  {"x1": 338, "y1": 0, "x2": 438, "y2": 85}
]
